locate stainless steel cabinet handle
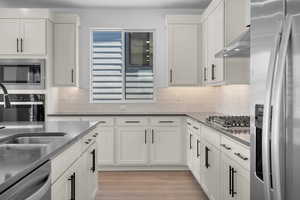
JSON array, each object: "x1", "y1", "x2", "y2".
[
  {"x1": 71, "y1": 69, "x2": 74, "y2": 83},
  {"x1": 204, "y1": 67, "x2": 207, "y2": 81},
  {"x1": 125, "y1": 120, "x2": 140, "y2": 124},
  {"x1": 205, "y1": 146, "x2": 210, "y2": 168},
  {"x1": 144, "y1": 129, "x2": 147, "y2": 144},
  {"x1": 211, "y1": 64, "x2": 216, "y2": 80},
  {"x1": 187, "y1": 122, "x2": 191, "y2": 126},
  {"x1": 152, "y1": 129, "x2": 154, "y2": 144},
  {"x1": 229, "y1": 166, "x2": 232, "y2": 195},
  {"x1": 193, "y1": 126, "x2": 199, "y2": 130},
  {"x1": 17, "y1": 38, "x2": 19, "y2": 52},
  {"x1": 221, "y1": 144, "x2": 231, "y2": 150},
  {"x1": 68, "y1": 173, "x2": 76, "y2": 200},
  {"x1": 197, "y1": 140, "x2": 200, "y2": 158},
  {"x1": 21, "y1": 38, "x2": 23, "y2": 52},
  {"x1": 90, "y1": 149, "x2": 96, "y2": 172},
  {"x1": 170, "y1": 69, "x2": 173, "y2": 83},
  {"x1": 231, "y1": 167, "x2": 237, "y2": 197},
  {"x1": 98, "y1": 121, "x2": 106, "y2": 124},
  {"x1": 93, "y1": 133, "x2": 98, "y2": 137},
  {"x1": 159, "y1": 120, "x2": 174, "y2": 123},
  {"x1": 234, "y1": 152, "x2": 248, "y2": 161},
  {"x1": 189, "y1": 134, "x2": 192, "y2": 149}
]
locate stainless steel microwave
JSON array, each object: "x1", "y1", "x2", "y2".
[{"x1": 0, "y1": 59, "x2": 45, "y2": 90}]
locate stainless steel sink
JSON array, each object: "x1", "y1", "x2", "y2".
[
  {"x1": 0, "y1": 144, "x2": 49, "y2": 181},
  {"x1": 7, "y1": 136, "x2": 67, "y2": 144},
  {"x1": 0, "y1": 133, "x2": 67, "y2": 145}
]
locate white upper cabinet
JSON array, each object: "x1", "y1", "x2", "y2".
[
  {"x1": 21, "y1": 19, "x2": 46, "y2": 55},
  {"x1": 53, "y1": 14, "x2": 79, "y2": 87},
  {"x1": 0, "y1": 18, "x2": 46, "y2": 56},
  {"x1": 167, "y1": 15, "x2": 202, "y2": 86},
  {"x1": 0, "y1": 19, "x2": 20, "y2": 55},
  {"x1": 202, "y1": 0, "x2": 250, "y2": 86}
]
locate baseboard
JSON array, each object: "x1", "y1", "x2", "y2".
[{"x1": 97, "y1": 165, "x2": 189, "y2": 171}]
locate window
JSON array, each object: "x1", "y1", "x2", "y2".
[{"x1": 90, "y1": 29, "x2": 154, "y2": 103}]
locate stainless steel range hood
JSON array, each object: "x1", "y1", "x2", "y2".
[{"x1": 215, "y1": 28, "x2": 250, "y2": 58}]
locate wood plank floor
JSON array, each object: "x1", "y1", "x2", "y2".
[{"x1": 96, "y1": 171, "x2": 209, "y2": 200}]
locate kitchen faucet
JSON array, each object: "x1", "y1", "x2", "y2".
[
  {"x1": 0, "y1": 83, "x2": 11, "y2": 129},
  {"x1": 0, "y1": 83, "x2": 11, "y2": 109}
]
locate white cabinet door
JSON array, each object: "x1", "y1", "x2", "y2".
[
  {"x1": 52, "y1": 160, "x2": 80, "y2": 200},
  {"x1": 0, "y1": 19, "x2": 20, "y2": 55},
  {"x1": 191, "y1": 133, "x2": 201, "y2": 182},
  {"x1": 168, "y1": 24, "x2": 200, "y2": 86},
  {"x1": 199, "y1": 140, "x2": 209, "y2": 194},
  {"x1": 212, "y1": 0, "x2": 225, "y2": 84},
  {"x1": 97, "y1": 127, "x2": 114, "y2": 165},
  {"x1": 202, "y1": 19, "x2": 208, "y2": 84},
  {"x1": 54, "y1": 23, "x2": 77, "y2": 86},
  {"x1": 203, "y1": 141, "x2": 220, "y2": 200},
  {"x1": 21, "y1": 19, "x2": 46, "y2": 55},
  {"x1": 116, "y1": 127, "x2": 149, "y2": 165},
  {"x1": 150, "y1": 127, "x2": 182, "y2": 165},
  {"x1": 186, "y1": 128, "x2": 193, "y2": 169},
  {"x1": 85, "y1": 142, "x2": 98, "y2": 200},
  {"x1": 234, "y1": 162, "x2": 250, "y2": 200},
  {"x1": 220, "y1": 154, "x2": 235, "y2": 200}
]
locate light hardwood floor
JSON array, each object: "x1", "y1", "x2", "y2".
[{"x1": 96, "y1": 171, "x2": 209, "y2": 200}]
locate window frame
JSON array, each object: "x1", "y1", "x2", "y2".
[{"x1": 89, "y1": 28, "x2": 157, "y2": 104}]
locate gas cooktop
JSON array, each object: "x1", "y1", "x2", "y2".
[{"x1": 206, "y1": 115, "x2": 250, "y2": 133}]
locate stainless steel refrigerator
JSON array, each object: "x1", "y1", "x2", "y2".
[{"x1": 251, "y1": 0, "x2": 300, "y2": 200}]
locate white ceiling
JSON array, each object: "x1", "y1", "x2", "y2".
[{"x1": 0, "y1": 0, "x2": 211, "y2": 9}]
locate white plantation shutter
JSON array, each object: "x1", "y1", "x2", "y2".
[
  {"x1": 91, "y1": 31, "x2": 123, "y2": 102},
  {"x1": 125, "y1": 69, "x2": 154, "y2": 100},
  {"x1": 91, "y1": 30, "x2": 154, "y2": 102}
]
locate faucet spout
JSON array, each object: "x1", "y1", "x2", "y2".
[{"x1": 0, "y1": 83, "x2": 11, "y2": 109}]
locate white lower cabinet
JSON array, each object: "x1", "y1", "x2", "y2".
[
  {"x1": 220, "y1": 153, "x2": 250, "y2": 200},
  {"x1": 150, "y1": 127, "x2": 182, "y2": 165},
  {"x1": 185, "y1": 117, "x2": 250, "y2": 200},
  {"x1": 116, "y1": 127, "x2": 149, "y2": 165},
  {"x1": 202, "y1": 141, "x2": 220, "y2": 200},
  {"x1": 51, "y1": 129, "x2": 98, "y2": 200},
  {"x1": 97, "y1": 127, "x2": 114, "y2": 165}
]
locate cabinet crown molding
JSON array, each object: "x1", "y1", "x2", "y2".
[{"x1": 0, "y1": 8, "x2": 53, "y2": 19}]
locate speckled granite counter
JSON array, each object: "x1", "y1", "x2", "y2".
[
  {"x1": 48, "y1": 112, "x2": 250, "y2": 146},
  {"x1": 186, "y1": 113, "x2": 250, "y2": 147},
  {"x1": 0, "y1": 121, "x2": 99, "y2": 194}
]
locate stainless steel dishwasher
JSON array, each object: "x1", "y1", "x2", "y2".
[{"x1": 0, "y1": 161, "x2": 51, "y2": 200}]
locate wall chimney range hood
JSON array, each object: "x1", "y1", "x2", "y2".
[{"x1": 215, "y1": 28, "x2": 250, "y2": 58}]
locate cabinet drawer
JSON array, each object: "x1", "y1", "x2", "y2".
[
  {"x1": 116, "y1": 117, "x2": 148, "y2": 126},
  {"x1": 81, "y1": 128, "x2": 98, "y2": 152},
  {"x1": 51, "y1": 140, "x2": 81, "y2": 183},
  {"x1": 201, "y1": 125, "x2": 221, "y2": 149},
  {"x1": 221, "y1": 136, "x2": 250, "y2": 170},
  {"x1": 81, "y1": 117, "x2": 114, "y2": 126},
  {"x1": 150, "y1": 117, "x2": 181, "y2": 126}
]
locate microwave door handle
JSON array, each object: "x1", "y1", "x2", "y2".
[
  {"x1": 25, "y1": 175, "x2": 51, "y2": 200},
  {"x1": 271, "y1": 15, "x2": 293, "y2": 200},
  {"x1": 262, "y1": 21, "x2": 283, "y2": 200}
]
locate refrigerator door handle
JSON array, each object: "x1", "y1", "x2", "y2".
[
  {"x1": 271, "y1": 14, "x2": 294, "y2": 200},
  {"x1": 262, "y1": 21, "x2": 283, "y2": 200}
]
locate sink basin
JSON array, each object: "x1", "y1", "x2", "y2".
[
  {"x1": 0, "y1": 144, "x2": 49, "y2": 181},
  {"x1": 8, "y1": 136, "x2": 67, "y2": 144},
  {"x1": 0, "y1": 133, "x2": 67, "y2": 145}
]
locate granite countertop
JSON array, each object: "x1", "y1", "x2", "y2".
[
  {"x1": 0, "y1": 121, "x2": 99, "y2": 194},
  {"x1": 186, "y1": 113, "x2": 250, "y2": 147},
  {"x1": 48, "y1": 112, "x2": 250, "y2": 146}
]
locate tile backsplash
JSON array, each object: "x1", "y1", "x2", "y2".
[{"x1": 47, "y1": 85, "x2": 250, "y2": 115}]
